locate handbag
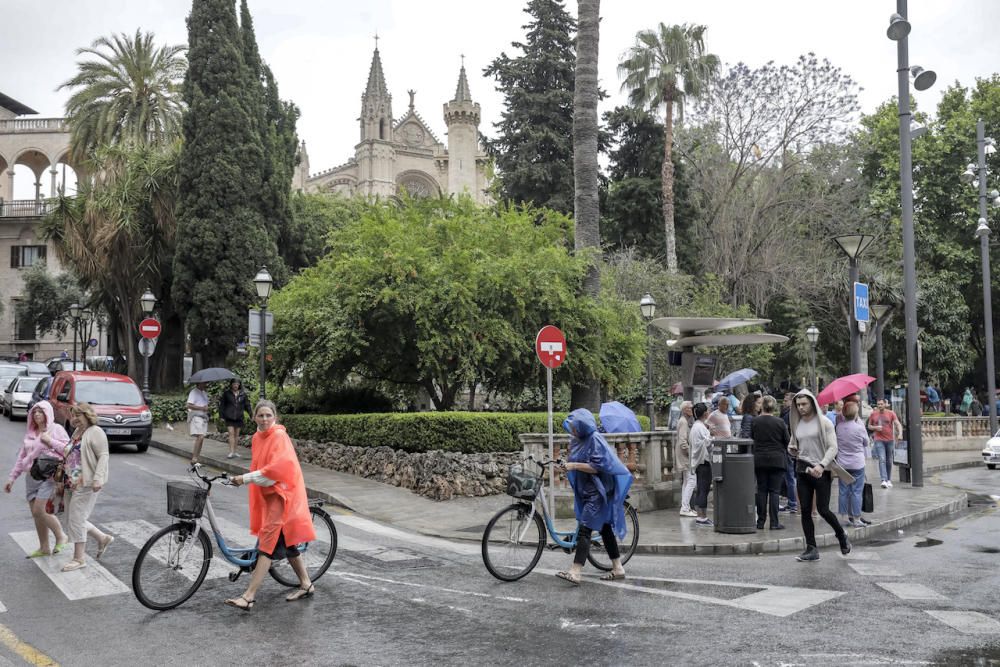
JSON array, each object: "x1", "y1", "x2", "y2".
[
  {"x1": 29, "y1": 456, "x2": 61, "y2": 481},
  {"x1": 862, "y1": 482, "x2": 874, "y2": 513}
]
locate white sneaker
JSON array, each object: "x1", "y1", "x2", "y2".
[
  {"x1": 881, "y1": 480, "x2": 889, "y2": 489},
  {"x1": 886, "y1": 480, "x2": 893, "y2": 488},
  {"x1": 679, "y1": 509, "x2": 698, "y2": 517}
]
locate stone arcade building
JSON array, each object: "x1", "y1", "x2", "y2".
[{"x1": 296, "y1": 48, "x2": 490, "y2": 203}]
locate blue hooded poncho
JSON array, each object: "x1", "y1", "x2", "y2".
[{"x1": 562, "y1": 409, "x2": 634, "y2": 539}]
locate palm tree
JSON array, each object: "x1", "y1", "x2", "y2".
[
  {"x1": 618, "y1": 23, "x2": 719, "y2": 273},
  {"x1": 571, "y1": 0, "x2": 602, "y2": 410},
  {"x1": 59, "y1": 30, "x2": 185, "y2": 162}
]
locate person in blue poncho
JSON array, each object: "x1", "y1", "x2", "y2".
[{"x1": 555, "y1": 409, "x2": 634, "y2": 585}]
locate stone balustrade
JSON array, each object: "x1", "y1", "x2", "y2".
[
  {"x1": 0, "y1": 199, "x2": 51, "y2": 217},
  {"x1": 518, "y1": 431, "x2": 676, "y2": 514},
  {"x1": 921, "y1": 416, "x2": 994, "y2": 439},
  {"x1": 0, "y1": 118, "x2": 67, "y2": 133}
]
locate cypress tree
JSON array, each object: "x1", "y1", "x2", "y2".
[
  {"x1": 483, "y1": 0, "x2": 576, "y2": 213},
  {"x1": 173, "y1": 0, "x2": 277, "y2": 366}
]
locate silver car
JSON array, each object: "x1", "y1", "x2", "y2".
[
  {"x1": 982, "y1": 428, "x2": 1000, "y2": 469},
  {"x1": 3, "y1": 375, "x2": 37, "y2": 420}
]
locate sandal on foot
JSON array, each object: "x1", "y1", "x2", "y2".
[
  {"x1": 286, "y1": 584, "x2": 315, "y2": 601},
  {"x1": 225, "y1": 595, "x2": 255, "y2": 612},
  {"x1": 61, "y1": 559, "x2": 86, "y2": 572},
  {"x1": 96, "y1": 535, "x2": 114, "y2": 560},
  {"x1": 555, "y1": 571, "x2": 581, "y2": 585},
  {"x1": 54, "y1": 541, "x2": 68, "y2": 554},
  {"x1": 25, "y1": 549, "x2": 52, "y2": 559},
  {"x1": 600, "y1": 571, "x2": 626, "y2": 581}
]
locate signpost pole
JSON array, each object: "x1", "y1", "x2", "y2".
[
  {"x1": 259, "y1": 306, "x2": 267, "y2": 400},
  {"x1": 547, "y1": 366, "x2": 555, "y2": 520},
  {"x1": 142, "y1": 343, "x2": 150, "y2": 397}
]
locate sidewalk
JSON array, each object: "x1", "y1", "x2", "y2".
[{"x1": 149, "y1": 427, "x2": 974, "y2": 556}]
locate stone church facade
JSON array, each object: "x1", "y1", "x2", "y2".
[{"x1": 295, "y1": 48, "x2": 490, "y2": 203}]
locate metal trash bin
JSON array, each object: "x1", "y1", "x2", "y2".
[{"x1": 710, "y1": 437, "x2": 756, "y2": 534}]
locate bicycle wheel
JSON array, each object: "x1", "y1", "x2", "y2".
[
  {"x1": 132, "y1": 522, "x2": 212, "y2": 610},
  {"x1": 482, "y1": 503, "x2": 545, "y2": 582},
  {"x1": 269, "y1": 507, "x2": 338, "y2": 587},
  {"x1": 587, "y1": 502, "x2": 639, "y2": 571}
]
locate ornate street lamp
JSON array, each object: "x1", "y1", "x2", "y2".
[
  {"x1": 805, "y1": 325, "x2": 819, "y2": 393},
  {"x1": 640, "y1": 293, "x2": 656, "y2": 430},
  {"x1": 254, "y1": 266, "x2": 273, "y2": 400},
  {"x1": 68, "y1": 302, "x2": 82, "y2": 366},
  {"x1": 140, "y1": 288, "x2": 156, "y2": 397}
]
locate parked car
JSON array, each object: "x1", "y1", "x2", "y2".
[
  {"x1": 982, "y1": 428, "x2": 1000, "y2": 469},
  {"x1": 3, "y1": 375, "x2": 39, "y2": 420},
  {"x1": 49, "y1": 371, "x2": 152, "y2": 452},
  {"x1": 18, "y1": 361, "x2": 50, "y2": 377},
  {"x1": 27, "y1": 376, "x2": 52, "y2": 412},
  {"x1": 47, "y1": 359, "x2": 88, "y2": 374},
  {"x1": 0, "y1": 364, "x2": 27, "y2": 392}
]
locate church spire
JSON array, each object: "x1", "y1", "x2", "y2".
[
  {"x1": 452, "y1": 56, "x2": 472, "y2": 103},
  {"x1": 360, "y1": 40, "x2": 393, "y2": 142},
  {"x1": 364, "y1": 46, "x2": 390, "y2": 100}
]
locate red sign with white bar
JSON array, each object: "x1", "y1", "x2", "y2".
[
  {"x1": 139, "y1": 318, "x2": 161, "y2": 339},
  {"x1": 535, "y1": 325, "x2": 567, "y2": 369}
]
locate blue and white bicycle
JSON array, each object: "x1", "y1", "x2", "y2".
[{"x1": 132, "y1": 464, "x2": 337, "y2": 610}]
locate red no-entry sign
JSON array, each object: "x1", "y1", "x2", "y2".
[
  {"x1": 535, "y1": 325, "x2": 567, "y2": 369},
  {"x1": 139, "y1": 318, "x2": 162, "y2": 340}
]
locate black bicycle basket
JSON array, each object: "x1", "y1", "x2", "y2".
[
  {"x1": 166, "y1": 481, "x2": 208, "y2": 519},
  {"x1": 506, "y1": 464, "x2": 540, "y2": 500}
]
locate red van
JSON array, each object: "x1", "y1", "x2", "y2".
[{"x1": 49, "y1": 371, "x2": 153, "y2": 452}]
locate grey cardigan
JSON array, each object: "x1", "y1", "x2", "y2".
[{"x1": 77, "y1": 424, "x2": 110, "y2": 487}]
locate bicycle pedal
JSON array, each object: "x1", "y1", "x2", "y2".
[
  {"x1": 546, "y1": 544, "x2": 562, "y2": 551},
  {"x1": 228, "y1": 569, "x2": 242, "y2": 583}
]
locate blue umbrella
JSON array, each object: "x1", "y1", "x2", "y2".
[
  {"x1": 715, "y1": 368, "x2": 758, "y2": 393},
  {"x1": 599, "y1": 401, "x2": 642, "y2": 433}
]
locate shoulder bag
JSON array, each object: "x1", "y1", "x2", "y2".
[{"x1": 30, "y1": 456, "x2": 62, "y2": 481}]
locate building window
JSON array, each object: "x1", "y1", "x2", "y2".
[
  {"x1": 10, "y1": 245, "x2": 47, "y2": 269},
  {"x1": 12, "y1": 300, "x2": 35, "y2": 342}
]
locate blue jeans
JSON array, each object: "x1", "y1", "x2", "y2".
[
  {"x1": 838, "y1": 467, "x2": 865, "y2": 517},
  {"x1": 873, "y1": 440, "x2": 894, "y2": 482},
  {"x1": 783, "y1": 453, "x2": 798, "y2": 510}
]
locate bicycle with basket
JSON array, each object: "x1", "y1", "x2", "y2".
[
  {"x1": 131, "y1": 464, "x2": 337, "y2": 610},
  {"x1": 481, "y1": 456, "x2": 638, "y2": 581}
]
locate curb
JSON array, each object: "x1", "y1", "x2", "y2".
[
  {"x1": 150, "y1": 438, "x2": 970, "y2": 557},
  {"x1": 925, "y1": 460, "x2": 982, "y2": 474}
]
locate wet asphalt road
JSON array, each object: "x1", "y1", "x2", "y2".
[{"x1": 2, "y1": 413, "x2": 1000, "y2": 666}]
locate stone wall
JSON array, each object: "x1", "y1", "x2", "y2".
[{"x1": 208, "y1": 433, "x2": 519, "y2": 501}]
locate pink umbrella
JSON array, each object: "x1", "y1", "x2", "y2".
[{"x1": 816, "y1": 374, "x2": 876, "y2": 406}]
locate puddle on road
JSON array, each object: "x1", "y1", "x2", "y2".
[
  {"x1": 865, "y1": 539, "x2": 902, "y2": 547},
  {"x1": 972, "y1": 546, "x2": 1000, "y2": 554},
  {"x1": 931, "y1": 644, "x2": 1000, "y2": 665},
  {"x1": 915, "y1": 537, "x2": 943, "y2": 548}
]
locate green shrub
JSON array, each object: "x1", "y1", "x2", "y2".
[
  {"x1": 279, "y1": 411, "x2": 650, "y2": 454},
  {"x1": 151, "y1": 394, "x2": 190, "y2": 424}
]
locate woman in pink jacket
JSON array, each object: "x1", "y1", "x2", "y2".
[{"x1": 3, "y1": 401, "x2": 70, "y2": 557}]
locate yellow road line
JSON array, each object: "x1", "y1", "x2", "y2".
[{"x1": 0, "y1": 623, "x2": 59, "y2": 666}]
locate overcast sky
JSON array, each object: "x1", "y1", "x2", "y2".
[{"x1": 3, "y1": 0, "x2": 999, "y2": 195}]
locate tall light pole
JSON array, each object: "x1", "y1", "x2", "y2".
[
  {"x1": 833, "y1": 234, "x2": 875, "y2": 375},
  {"x1": 254, "y1": 266, "x2": 273, "y2": 400},
  {"x1": 68, "y1": 302, "x2": 81, "y2": 366},
  {"x1": 871, "y1": 304, "x2": 893, "y2": 404},
  {"x1": 805, "y1": 325, "x2": 819, "y2": 393},
  {"x1": 962, "y1": 120, "x2": 999, "y2": 433},
  {"x1": 640, "y1": 293, "x2": 657, "y2": 430},
  {"x1": 140, "y1": 288, "x2": 156, "y2": 398},
  {"x1": 888, "y1": 5, "x2": 935, "y2": 486}
]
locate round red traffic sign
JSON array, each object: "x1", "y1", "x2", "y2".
[
  {"x1": 139, "y1": 318, "x2": 161, "y2": 340},
  {"x1": 535, "y1": 325, "x2": 567, "y2": 369}
]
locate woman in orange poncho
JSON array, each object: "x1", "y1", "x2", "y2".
[{"x1": 225, "y1": 400, "x2": 316, "y2": 610}]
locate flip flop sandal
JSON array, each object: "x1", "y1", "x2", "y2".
[
  {"x1": 61, "y1": 559, "x2": 86, "y2": 572},
  {"x1": 96, "y1": 536, "x2": 114, "y2": 560},
  {"x1": 286, "y1": 584, "x2": 315, "y2": 602},
  {"x1": 555, "y1": 571, "x2": 581, "y2": 585},
  {"x1": 25, "y1": 549, "x2": 52, "y2": 559},
  {"x1": 225, "y1": 596, "x2": 255, "y2": 612},
  {"x1": 53, "y1": 542, "x2": 67, "y2": 554},
  {"x1": 600, "y1": 572, "x2": 626, "y2": 581}
]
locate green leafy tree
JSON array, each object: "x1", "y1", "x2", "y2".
[
  {"x1": 15, "y1": 264, "x2": 84, "y2": 337},
  {"x1": 269, "y1": 197, "x2": 644, "y2": 410},
  {"x1": 59, "y1": 30, "x2": 186, "y2": 163},
  {"x1": 172, "y1": 0, "x2": 278, "y2": 366},
  {"x1": 618, "y1": 23, "x2": 719, "y2": 272},
  {"x1": 484, "y1": 0, "x2": 576, "y2": 213}
]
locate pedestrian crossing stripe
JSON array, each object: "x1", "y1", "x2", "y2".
[
  {"x1": 9, "y1": 531, "x2": 128, "y2": 600},
  {"x1": 101, "y1": 520, "x2": 235, "y2": 582}
]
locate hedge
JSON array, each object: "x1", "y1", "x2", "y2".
[{"x1": 279, "y1": 412, "x2": 651, "y2": 454}]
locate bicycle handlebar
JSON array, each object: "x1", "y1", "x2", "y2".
[
  {"x1": 524, "y1": 454, "x2": 565, "y2": 469},
  {"x1": 189, "y1": 463, "x2": 233, "y2": 485}
]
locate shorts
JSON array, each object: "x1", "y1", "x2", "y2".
[
  {"x1": 188, "y1": 415, "x2": 208, "y2": 436},
  {"x1": 25, "y1": 475, "x2": 56, "y2": 502},
  {"x1": 224, "y1": 419, "x2": 244, "y2": 429}
]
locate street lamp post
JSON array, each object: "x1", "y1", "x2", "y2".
[
  {"x1": 833, "y1": 234, "x2": 875, "y2": 375},
  {"x1": 871, "y1": 304, "x2": 893, "y2": 404},
  {"x1": 805, "y1": 325, "x2": 819, "y2": 393},
  {"x1": 888, "y1": 3, "x2": 935, "y2": 486},
  {"x1": 68, "y1": 302, "x2": 81, "y2": 366},
  {"x1": 640, "y1": 294, "x2": 657, "y2": 430},
  {"x1": 254, "y1": 266, "x2": 273, "y2": 400},
  {"x1": 969, "y1": 120, "x2": 998, "y2": 433},
  {"x1": 140, "y1": 288, "x2": 156, "y2": 398}
]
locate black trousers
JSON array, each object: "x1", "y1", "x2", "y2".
[
  {"x1": 573, "y1": 522, "x2": 620, "y2": 566},
  {"x1": 796, "y1": 470, "x2": 846, "y2": 548},
  {"x1": 755, "y1": 467, "x2": 784, "y2": 527},
  {"x1": 693, "y1": 462, "x2": 712, "y2": 511}
]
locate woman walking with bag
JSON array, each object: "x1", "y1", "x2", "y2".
[
  {"x1": 61, "y1": 402, "x2": 114, "y2": 571},
  {"x1": 3, "y1": 401, "x2": 69, "y2": 557},
  {"x1": 225, "y1": 400, "x2": 316, "y2": 610},
  {"x1": 219, "y1": 379, "x2": 253, "y2": 459}
]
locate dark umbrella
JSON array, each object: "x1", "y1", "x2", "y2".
[
  {"x1": 599, "y1": 401, "x2": 642, "y2": 433},
  {"x1": 186, "y1": 367, "x2": 237, "y2": 384}
]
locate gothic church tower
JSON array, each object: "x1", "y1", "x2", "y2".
[
  {"x1": 356, "y1": 46, "x2": 396, "y2": 197},
  {"x1": 443, "y1": 63, "x2": 481, "y2": 198}
]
